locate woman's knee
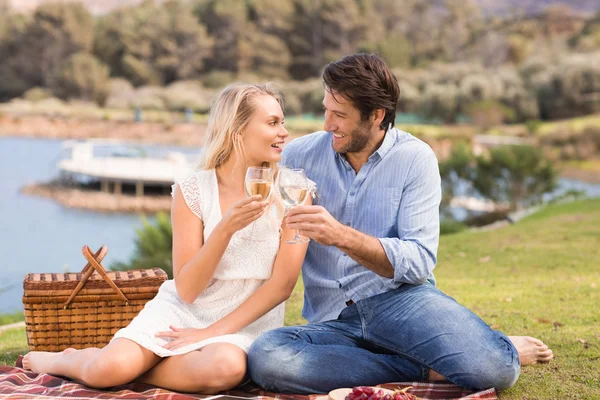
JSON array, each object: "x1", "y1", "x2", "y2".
[
  {"x1": 214, "y1": 349, "x2": 247, "y2": 384},
  {"x1": 193, "y1": 345, "x2": 247, "y2": 392},
  {"x1": 80, "y1": 340, "x2": 156, "y2": 388},
  {"x1": 80, "y1": 352, "x2": 135, "y2": 388}
]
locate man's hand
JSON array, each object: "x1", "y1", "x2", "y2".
[
  {"x1": 156, "y1": 325, "x2": 215, "y2": 351},
  {"x1": 286, "y1": 205, "x2": 346, "y2": 247}
]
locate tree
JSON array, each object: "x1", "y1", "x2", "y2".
[
  {"x1": 532, "y1": 53, "x2": 600, "y2": 120},
  {"x1": 568, "y1": 11, "x2": 600, "y2": 52},
  {"x1": 52, "y1": 52, "x2": 110, "y2": 105},
  {"x1": 439, "y1": 141, "x2": 476, "y2": 210},
  {"x1": 25, "y1": 3, "x2": 95, "y2": 88},
  {"x1": 473, "y1": 145, "x2": 556, "y2": 211},
  {"x1": 245, "y1": 0, "x2": 294, "y2": 78},
  {"x1": 0, "y1": 3, "x2": 93, "y2": 99},
  {"x1": 440, "y1": 0, "x2": 484, "y2": 62},
  {"x1": 95, "y1": 0, "x2": 212, "y2": 86},
  {"x1": 194, "y1": 0, "x2": 248, "y2": 74},
  {"x1": 419, "y1": 83, "x2": 459, "y2": 124},
  {"x1": 0, "y1": 12, "x2": 31, "y2": 100},
  {"x1": 285, "y1": 0, "x2": 373, "y2": 79},
  {"x1": 112, "y1": 213, "x2": 173, "y2": 278}
]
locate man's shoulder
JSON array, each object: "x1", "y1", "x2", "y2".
[{"x1": 392, "y1": 129, "x2": 438, "y2": 162}]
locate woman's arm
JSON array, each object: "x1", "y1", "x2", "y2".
[
  {"x1": 207, "y1": 210, "x2": 310, "y2": 336},
  {"x1": 171, "y1": 185, "x2": 266, "y2": 304},
  {"x1": 159, "y1": 197, "x2": 311, "y2": 349}
]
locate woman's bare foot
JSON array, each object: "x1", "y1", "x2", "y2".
[
  {"x1": 508, "y1": 336, "x2": 554, "y2": 365},
  {"x1": 428, "y1": 369, "x2": 445, "y2": 381},
  {"x1": 22, "y1": 348, "x2": 77, "y2": 374}
]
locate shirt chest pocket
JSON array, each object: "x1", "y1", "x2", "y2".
[{"x1": 357, "y1": 187, "x2": 401, "y2": 236}]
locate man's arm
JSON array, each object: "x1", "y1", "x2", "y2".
[
  {"x1": 286, "y1": 206, "x2": 394, "y2": 277},
  {"x1": 286, "y1": 148, "x2": 441, "y2": 284},
  {"x1": 337, "y1": 225, "x2": 394, "y2": 278},
  {"x1": 378, "y1": 149, "x2": 441, "y2": 284}
]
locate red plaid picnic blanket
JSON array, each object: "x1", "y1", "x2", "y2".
[{"x1": 0, "y1": 357, "x2": 497, "y2": 400}]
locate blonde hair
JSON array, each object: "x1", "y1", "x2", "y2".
[{"x1": 199, "y1": 82, "x2": 284, "y2": 171}]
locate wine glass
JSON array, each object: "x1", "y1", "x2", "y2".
[
  {"x1": 242, "y1": 166, "x2": 274, "y2": 240},
  {"x1": 277, "y1": 168, "x2": 309, "y2": 244}
]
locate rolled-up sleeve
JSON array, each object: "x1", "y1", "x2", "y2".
[{"x1": 379, "y1": 148, "x2": 441, "y2": 285}]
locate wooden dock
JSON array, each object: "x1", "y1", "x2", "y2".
[{"x1": 58, "y1": 140, "x2": 195, "y2": 196}]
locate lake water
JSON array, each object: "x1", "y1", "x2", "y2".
[
  {"x1": 0, "y1": 137, "x2": 199, "y2": 314},
  {"x1": 0, "y1": 137, "x2": 599, "y2": 314}
]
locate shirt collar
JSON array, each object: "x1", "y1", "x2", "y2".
[{"x1": 372, "y1": 126, "x2": 398, "y2": 160}]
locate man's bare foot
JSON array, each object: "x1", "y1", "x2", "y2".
[
  {"x1": 22, "y1": 348, "x2": 77, "y2": 374},
  {"x1": 508, "y1": 336, "x2": 553, "y2": 365}
]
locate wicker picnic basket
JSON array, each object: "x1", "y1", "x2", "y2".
[{"x1": 22, "y1": 245, "x2": 168, "y2": 352}]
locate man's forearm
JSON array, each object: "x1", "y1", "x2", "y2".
[{"x1": 336, "y1": 225, "x2": 394, "y2": 278}]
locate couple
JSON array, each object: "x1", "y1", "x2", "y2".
[{"x1": 23, "y1": 53, "x2": 553, "y2": 394}]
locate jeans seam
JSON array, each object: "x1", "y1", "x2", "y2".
[
  {"x1": 368, "y1": 339, "x2": 433, "y2": 381},
  {"x1": 359, "y1": 301, "x2": 431, "y2": 381},
  {"x1": 361, "y1": 316, "x2": 457, "y2": 383}
]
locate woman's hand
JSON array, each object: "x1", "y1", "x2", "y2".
[
  {"x1": 156, "y1": 325, "x2": 215, "y2": 351},
  {"x1": 221, "y1": 195, "x2": 268, "y2": 234}
]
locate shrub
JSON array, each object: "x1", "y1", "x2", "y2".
[
  {"x1": 130, "y1": 86, "x2": 167, "y2": 111},
  {"x1": 111, "y1": 212, "x2": 173, "y2": 278},
  {"x1": 419, "y1": 83, "x2": 459, "y2": 124},
  {"x1": 104, "y1": 78, "x2": 136, "y2": 109},
  {"x1": 201, "y1": 71, "x2": 235, "y2": 89},
  {"x1": 466, "y1": 100, "x2": 515, "y2": 130},
  {"x1": 22, "y1": 87, "x2": 52, "y2": 102},
  {"x1": 440, "y1": 219, "x2": 468, "y2": 235},
  {"x1": 163, "y1": 80, "x2": 215, "y2": 113},
  {"x1": 525, "y1": 119, "x2": 543, "y2": 135}
]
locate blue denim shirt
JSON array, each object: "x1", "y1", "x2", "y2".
[{"x1": 281, "y1": 128, "x2": 442, "y2": 323}]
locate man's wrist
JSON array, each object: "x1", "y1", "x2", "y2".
[{"x1": 335, "y1": 223, "x2": 353, "y2": 249}]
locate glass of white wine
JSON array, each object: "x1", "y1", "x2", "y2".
[
  {"x1": 278, "y1": 168, "x2": 309, "y2": 244},
  {"x1": 242, "y1": 166, "x2": 274, "y2": 240}
]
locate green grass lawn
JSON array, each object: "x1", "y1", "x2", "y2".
[
  {"x1": 2, "y1": 199, "x2": 599, "y2": 398},
  {"x1": 435, "y1": 199, "x2": 600, "y2": 399},
  {"x1": 537, "y1": 114, "x2": 600, "y2": 136}
]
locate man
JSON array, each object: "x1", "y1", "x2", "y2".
[{"x1": 248, "y1": 53, "x2": 552, "y2": 394}]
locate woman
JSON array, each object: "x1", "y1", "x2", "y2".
[{"x1": 23, "y1": 83, "x2": 309, "y2": 393}]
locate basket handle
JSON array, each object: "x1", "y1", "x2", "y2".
[{"x1": 63, "y1": 245, "x2": 130, "y2": 309}]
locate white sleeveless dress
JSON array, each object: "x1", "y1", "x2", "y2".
[{"x1": 112, "y1": 169, "x2": 285, "y2": 356}]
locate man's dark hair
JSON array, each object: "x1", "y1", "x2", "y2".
[{"x1": 323, "y1": 53, "x2": 400, "y2": 131}]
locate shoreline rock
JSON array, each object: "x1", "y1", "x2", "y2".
[
  {"x1": 560, "y1": 167, "x2": 600, "y2": 184},
  {"x1": 21, "y1": 183, "x2": 171, "y2": 214},
  {"x1": 0, "y1": 114, "x2": 206, "y2": 147}
]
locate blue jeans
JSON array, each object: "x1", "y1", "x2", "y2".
[{"x1": 248, "y1": 283, "x2": 519, "y2": 394}]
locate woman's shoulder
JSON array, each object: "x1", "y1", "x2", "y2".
[
  {"x1": 172, "y1": 169, "x2": 215, "y2": 221},
  {"x1": 177, "y1": 168, "x2": 215, "y2": 187}
]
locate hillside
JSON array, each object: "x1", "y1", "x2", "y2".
[{"x1": 6, "y1": 0, "x2": 600, "y2": 16}]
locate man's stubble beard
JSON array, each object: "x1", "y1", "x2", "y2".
[{"x1": 335, "y1": 119, "x2": 372, "y2": 155}]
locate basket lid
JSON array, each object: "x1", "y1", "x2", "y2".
[{"x1": 23, "y1": 268, "x2": 168, "y2": 291}]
